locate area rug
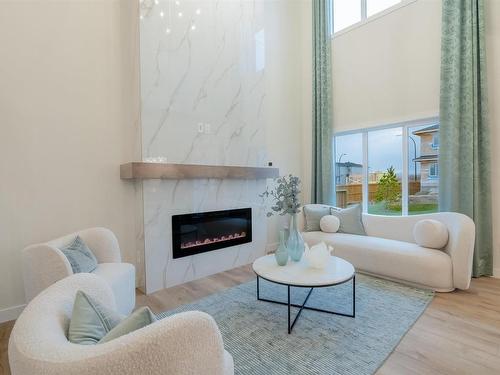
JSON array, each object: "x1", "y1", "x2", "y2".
[{"x1": 157, "y1": 274, "x2": 433, "y2": 375}]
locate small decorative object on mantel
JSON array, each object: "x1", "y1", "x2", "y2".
[
  {"x1": 260, "y1": 174, "x2": 305, "y2": 262},
  {"x1": 144, "y1": 156, "x2": 167, "y2": 163},
  {"x1": 303, "y1": 242, "x2": 333, "y2": 270}
]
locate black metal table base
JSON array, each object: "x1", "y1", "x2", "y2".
[{"x1": 256, "y1": 275, "x2": 355, "y2": 334}]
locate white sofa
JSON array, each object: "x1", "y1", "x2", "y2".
[
  {"x1": 9, "y1": 273, "x2": 234, "y2": 375},
  {"x1": 299, "y1": 206, "x2": 475, "y2": 291},
  {"x1": 22, "y1": 227, "x2": 135, "y2": 315}
]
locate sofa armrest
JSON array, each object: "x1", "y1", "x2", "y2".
[
  {"x1": 97, "y1": 311, "x2": 230, "y2": 374},
  {"x1": 33, "y1": 311, "x2": 232, "y2": 375},
  {"x1": 22, "y1": 244, "x2": 73, "y2": 302},
  {"x1": 440, "y1": 213, "x2": 476, "y2": 290},
  {"x1": 77, "y1": 227, "x2": 122, "y2": 263}
]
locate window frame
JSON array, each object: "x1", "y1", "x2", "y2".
[
  {"x1": 333, "y1": 116, "x2": 439, "y2": 216},
  {"x1": 331, "y1": 0, "x2": 418, "y2": 38},
  {"x1": 429, "y1": 162, "x2": 439, "y2": 179},
  {"x1": 431, "y1": 133, "x2": 440, "y2": 150}
]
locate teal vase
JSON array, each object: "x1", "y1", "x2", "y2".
[
  {"x1": 287, "y1": 213, "x2": 305, "y2": 262},
  {"x1": 274, "y1": 230, "x2": 289, "y2": 266}
]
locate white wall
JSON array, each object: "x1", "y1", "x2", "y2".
[
  {"x1": 332, "y1": 0, "x2": 500, "y2": 276},
  {"x1": 332, "y1": 0, "x2": 442, "y2": 133},
  {"x1": 265, "y1": 0, "x2": 312, "y2": 244},
  {"x1": 0, "y1": 0, "x2": 312, "y2": 318},
  {"x1": 0, "y1": 0, "x2": 141, "y2": 321}
]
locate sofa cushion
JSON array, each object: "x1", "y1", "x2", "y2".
[
  {"x1": 413, "y1": 219, "x2": 449, "y2": 249},
  {"x1": 302, "y1": 231, "x2": 453, "y2": 290},
  {"x1": 303, "y1": 204, "x2": 332, "y2": 231},
  {"x1": 99, "y1": 306, "x2": 156, "y2": 343},
  {"x1": 68, "y1": 290, "x2": 123, "y2": 345},
  {"x1": 320, "y1": 215, "x2": 340, "y2": 233},
  {"x1": 329, "y1": 204, "x2": 366, "y2": 236},
  {"x1": 60, "y1": 236, "x2": 98, "y2": 274}
]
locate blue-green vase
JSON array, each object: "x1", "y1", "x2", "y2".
[
  {"x1": 274, "y1": 230, "x2": 289, "y2": 266},
  {"x1": 287, "y1": 213, "x2": 305, "y2": 262}
]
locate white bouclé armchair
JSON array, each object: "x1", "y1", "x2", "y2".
[
  {"x1": 9, "y1": 273, "x2": 234, "y2": 375},
  {"x1": 22, "y1": 227, "x2": 135, "y2": 315}
]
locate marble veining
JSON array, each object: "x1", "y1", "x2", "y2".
[{"x1": 140, "y1": 0, "x2": 270, "y2": 293}]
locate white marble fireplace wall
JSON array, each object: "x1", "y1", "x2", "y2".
[{"x1": 139, "y1": 0, "x2": 310, "y2": 293}]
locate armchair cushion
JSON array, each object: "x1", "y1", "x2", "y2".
[
  {"x1": 60, "y1": 236, "x2": 98, "y2": 273},
  {"x1": 100, "y1": 307, "x2": 156, "y2": 344},
  {"x1": 69, "y1": 291, "x2": 123, "y2": 345}
]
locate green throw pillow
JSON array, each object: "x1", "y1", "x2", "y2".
[
  {"x1": 68, "y1": 291, "x2": 123, "y2": 345},
  {"x1": 329, "y1": 204, "x2": 366, "y2": 235},
  {"x1": 99, "y1": 306, "x2": 156, "y2": 343},
  {"x1": 303, "y1": 205, "x2": 333, "y2": 231},
  {"x1": 60, "y1": 236, "x2": 98, "y2": 273}
]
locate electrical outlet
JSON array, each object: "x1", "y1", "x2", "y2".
[
  {"x1": 197, "y1": 122, "x2": 204, "y2": 133},
  {"x1": 204, "y1": 123, "x2": 211, "y2": 134}
]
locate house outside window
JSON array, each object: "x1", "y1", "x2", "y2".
[{"x1": 412, "y1": 124, "x2": 439, "y2": 193}]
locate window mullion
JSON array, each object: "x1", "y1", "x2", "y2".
[
  {"x1": 361, "y1": 0, "x2": 368, "y2": 20},
  {"x1": 402, "y1": 126, "x2": 409, "y2": 215},
  {"x1": 362, "y1": 132, "x2": 369, "y2": 213}
]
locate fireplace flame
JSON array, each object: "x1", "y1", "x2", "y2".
[{"x1": 180, "y1": 232, "x2": 247, "y2": 249}]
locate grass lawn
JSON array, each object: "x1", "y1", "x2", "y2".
[{"x1": 368, "y1": 201, "x2": 438, "y2": 216}]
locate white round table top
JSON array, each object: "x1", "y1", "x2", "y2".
[{"x1": 252, "y1": 254, "x2": 355, "y2": 287}]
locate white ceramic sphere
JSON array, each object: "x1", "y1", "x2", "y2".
[{"x1": 320, "y1": 215, "x2": 340, "y2": 233}]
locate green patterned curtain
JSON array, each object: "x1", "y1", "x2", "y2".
[
  {"x1": 312, "y1": 0, "x2": 333, "y2": 204},
  {"x1": 440, "y1": 0, "x2": 492, "y2": 276}
]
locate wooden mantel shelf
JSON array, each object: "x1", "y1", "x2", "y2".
[{"x1": 120, "y1": 162, "x2": 279, "y2": 180}]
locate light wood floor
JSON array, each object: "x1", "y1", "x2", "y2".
[{"x1": 2, "y1": 266, "x2": 500, "y2": 375}]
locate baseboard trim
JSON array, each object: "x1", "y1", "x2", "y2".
[
  {"x1": 0, "y1": 304, "x2": 25, "y2": 323},
  {"x1": 493, "y1": 268, "x2": 500, "y2": 279}
]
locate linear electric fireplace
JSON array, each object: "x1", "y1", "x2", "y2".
[{"x1": 172, "y1": 208, "x2": 252, "y2": 259}]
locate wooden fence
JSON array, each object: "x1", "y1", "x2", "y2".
[{"x1": 336, "y1": 181, "x2": 421, "y2": 208}]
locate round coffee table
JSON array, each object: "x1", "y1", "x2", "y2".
[{"x1": 252, "y1": 254, "x2": 355, "y2": 334}]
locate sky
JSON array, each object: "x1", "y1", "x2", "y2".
[{"x1": 335, "y1": 125, "x2": 426, "y2": 176}]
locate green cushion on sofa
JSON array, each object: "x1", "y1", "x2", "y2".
[
  {"x1": 99, "y1": 306, "x2": 156, "y2": 343},
  {"x1": 329, "y1": 204, "x2": 366, "y2": 235},
  {"x1": 68, "y1": 291, "x2": 123, "y2": 345},
  {"x1": 303, "y1": 204, "x2": 333, "y2": 231},
  {"x1": 60, "y1": 236, "x2": 98, "y2": 273}
]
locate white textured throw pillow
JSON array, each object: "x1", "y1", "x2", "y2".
[
  {"x1": 320, "y1": 215, "x2": 340, "y2": 233},
  {"x1": 413, "y1": 219, "x2": 449, "y2": 249}
]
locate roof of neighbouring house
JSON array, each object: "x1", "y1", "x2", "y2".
[
  {"x1": 412, "y1": 124, "x2": 439, "y2": 135},
  {"x1": 336, "y1": 162, "x2": 363, "y2": 168},
  {"x1": 413, "y1": 155, "x2": 438, "y2": 162}
]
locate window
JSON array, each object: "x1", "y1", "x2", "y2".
[
  {"x1": 334, "y1": 133, "x2": 363, "y2": 208},
  {"x1": 333, "y1": 120, "x2": 439, "y2": 216},
  {"x1": 429, "y1": 163, "x2": 439, "y2": 178},
  {"x1": 368, "y1": 127, "x2": 402, "y2": 215},
  {"x1": 332, "y1": 0, "x2": 403, "y2": 34},
  {"x1": 367, "y1": 0, "x2": 401, "y2": 17},
  {"x1": 432, "y1": 133, "x2": 439, "y2": 149},
  {"x1": 333, "y1": 0, "x2": 362, "y2": 33}
]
